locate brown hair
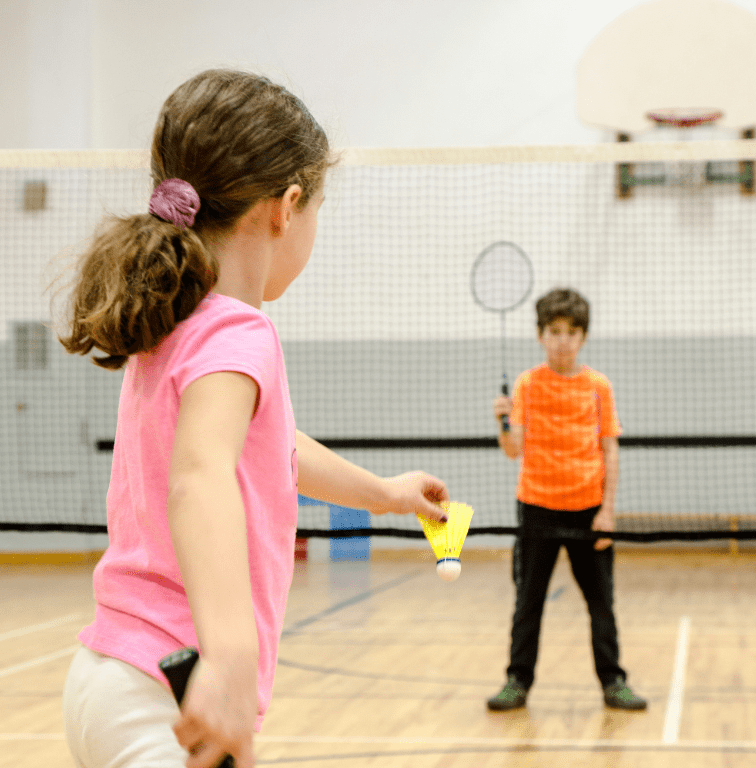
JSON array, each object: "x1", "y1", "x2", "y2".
[
  {"x1": 59, "y1": 69, "x2": 333, "y2": 369},
  {"x1": 535, "y1": 288, "x2": 590, "y2": 333}
]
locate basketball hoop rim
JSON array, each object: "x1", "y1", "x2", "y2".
[{"x1": 645, "y1": 108, "x2": 724, "y2": 128}]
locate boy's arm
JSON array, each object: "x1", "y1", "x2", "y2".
[
  {"x1": 493, "y1": 395, "x2": 523, "y2": 458},
  {"x1": 593, "y1": 435, "x2": 619, "y2": 551},
  {"x1": 498, "y1": 424, "x2": 524, "y2": 459}
]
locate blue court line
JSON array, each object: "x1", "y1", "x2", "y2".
[
  {"x1": 548, "y1": 585, "x2": 566, "y2": 601},
  {"x1": 276, "y1": 657, "x2": 493, "y2": 687},
  {"x1": 281, "y1": 569, "x2": 424, "y2": 636}
]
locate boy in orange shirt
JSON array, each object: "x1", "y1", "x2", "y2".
[{"x1": 487, "y1": 288, "x2": 646, "y2": 711}]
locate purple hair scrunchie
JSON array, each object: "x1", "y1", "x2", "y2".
[{"x1": 148, "y1": 178, "x2": 201, "y2": 230}]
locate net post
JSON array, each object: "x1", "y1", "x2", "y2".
[
  {"x1": 616, "y1": 133, "x2": 634, "y2": 199},
  {"x1": 739, "y1": 128, "x2": 755, "y2": 196}
]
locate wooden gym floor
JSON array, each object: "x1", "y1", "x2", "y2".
[{"x1": 1, "y1": 547, "x2": 756, "y2": 767}]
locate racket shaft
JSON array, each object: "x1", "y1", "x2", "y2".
[
  {"x1": 159, "y1": 648, "x2": 235, "y2": 768},
  {"x1": 501, "y1": 376, "x2": 510, "y2": 432}
]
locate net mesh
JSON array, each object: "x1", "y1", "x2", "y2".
[{"x1": 2, "y1": 143, "x2": 755, "y2": 542}]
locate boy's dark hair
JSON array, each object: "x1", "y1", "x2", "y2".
[{"x1": 535, "y1": 288, "x2": 590, "y2": 333}]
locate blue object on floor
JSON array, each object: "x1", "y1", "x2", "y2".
[
  {"x1": 297, "y1": 496, "x2": 371, "y2": 561},
  {"x1": 329, "y1": 504, "x2": 371, "y2": 561}
]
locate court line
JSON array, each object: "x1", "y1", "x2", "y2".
[
  {"x1": 278, "y1": 656, "x2": 493, "y2": 686},
  {"x1": 0, "y1": 645, "x2": 79, "y2": 680},
  {"x1": 256, "y1": 735, "x2": 756, "y2": 753},
  {"x1": 253, "y1": 737, "x2": 756, "y2": 763},
  {"x1": 257, "y1": 735, "x2": 756, "y2": 748},
  {"x1": 255, "y1": 734, "x2": 756, "y2": 752},
  {"x1": 0, "y1": 613, "x2": 85, "y2": 644},
  {"x1": 2, "y1": 733, "x2": 754, "y2": 753},
  {"x1": 662, "y1": 615, "x2": 691, "y2": 744},
  {"x1": 4, "y1": 733, "x2": 755, "y2": 755},
  {"x1": 282, "y1": 570, "x2": 424, "y2": 635}
]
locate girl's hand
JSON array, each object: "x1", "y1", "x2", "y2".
[
  {"x1": 371, "y1": 472, "x2": 450, "y2": 522},
  {"x1": 173, "y1": 654, "x2": 257, "y2": 768}
]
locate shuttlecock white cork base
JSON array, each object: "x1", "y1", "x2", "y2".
[{"x1": 436, "y1": 557, "x2": 462, "y2": 582}]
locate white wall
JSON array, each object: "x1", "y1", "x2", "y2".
[
  {"x1": 0, "y1": 1, "x2": 29, "y2": 148},
  {"x1": 4, "y1": 0, "x2": 756, "y2": 151},
  {"x1": 0, "y1": 0, "x2": 93, "y2": 149},
  {"x1": 89, "y1": 0, "x2": 631, "y2": 149}
]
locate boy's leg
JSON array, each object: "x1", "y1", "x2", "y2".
[
  {"x1": 564, "y1": 529, "x2": 625, "y2": 687},
  {"x1": 506, "y1": 505, "x2": 562, "y2": 689}
]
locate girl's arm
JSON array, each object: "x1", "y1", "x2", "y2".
[
  {"x1": 296, "y1": 430, "x2": 449, "y2": 521},
  {"x1": 168, "y1": 371, "x2": 260, "y2": 768}
]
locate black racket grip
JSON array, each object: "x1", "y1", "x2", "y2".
[
  {"x1": 159, "y1": 647, "x2": 235, "y2": 768},
  {"x1": 500, "y1": 376, "x2": 510, "y2": 433}
]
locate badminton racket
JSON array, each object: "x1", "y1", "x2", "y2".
[
  {"x1": 470, "y1": 241, "x2": 534, "y2": 431},
  {"x1": 159, "y1": 647, "x2": 235, "y2": 768}
]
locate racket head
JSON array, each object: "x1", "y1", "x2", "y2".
[{"x1": 470, "y1": 241, "x2": 534, "y2": 313}]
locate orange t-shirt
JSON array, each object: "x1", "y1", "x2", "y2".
[{"x1": 509, "y1": 363, "x2": 622, "y2": 511}]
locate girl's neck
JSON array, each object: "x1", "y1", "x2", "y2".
[
  {"x1": 205, "y1": 224, "x2": 272, "y2": 310},
  {"x1": 212, "y1": 270, "x2": 264, "y2": 309}
]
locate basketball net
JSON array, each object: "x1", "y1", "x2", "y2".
[{"x1": 646, "y1": 108, "x2": 723, "y2": 186}]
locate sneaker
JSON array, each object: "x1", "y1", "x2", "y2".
[
  {"x1": 486, "y1": 675, "x2": 528, "y2": 711},
  {"x1": 603, "y1": 677, "x2": 647, "y2": 710}
]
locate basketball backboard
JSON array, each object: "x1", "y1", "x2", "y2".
[{"x1": 577, "y1": 0, "x2": 756, "y2": 135}]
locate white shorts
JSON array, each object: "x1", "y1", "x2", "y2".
[{"x1": 63, "y1": 646, "x2": 187, "y2": 768}]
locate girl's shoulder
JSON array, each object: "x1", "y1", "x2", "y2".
[
  {"x1": 147, "y1": 292, "x2": 281, "y2": 373},
  {"x1": 183, "y1": 293, "x2": 278, "y2": 341}
]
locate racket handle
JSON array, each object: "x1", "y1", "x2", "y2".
[
  {"x1": 159, "y1": 648, "x2": 235, "y2": 768},
  {"x1": 500, "y1": 376, "x2": 510, "y2": 433}
]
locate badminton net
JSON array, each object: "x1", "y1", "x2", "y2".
[{"x1": 1, "y1": 142, "x2": 755, "y2": 542}]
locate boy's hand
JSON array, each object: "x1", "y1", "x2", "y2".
[
  {"x1": 592, "y1": 507, "x2": 614, "y2": 551},
  {"x1": 492, "y1": 395, "x2": 514, "y2": 426},
  {"x1": 493, "y1": 397, "x2": 524, "y2": 459}
]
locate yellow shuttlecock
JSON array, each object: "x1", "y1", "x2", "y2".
[{"x1": 417, "y1": 501, "x2": 474, "y2": 582}]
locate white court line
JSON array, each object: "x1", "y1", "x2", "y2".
[
  {"x1": 662, "y1": 615, "x2": 691, "y2": 745},
  {"x1": 0, "y1": 645, "x2": 79, "y2": 680},
  {"x1": 2, "y1": 733, "x2": 754, "y2": 752},
  {"x1": 256, "y1": 735, "x2": 756, "y2": 752},
  {"x1": 0, "y1": 613, "x2": 85, "y2": 644}
]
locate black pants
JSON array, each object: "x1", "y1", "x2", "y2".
[{"x1": 507, "y1": 502, "x2": 625, "y2": 689}]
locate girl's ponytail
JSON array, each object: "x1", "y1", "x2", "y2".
[{"x1": 60, "y1": 213, "x2": 217, "y2": 369}]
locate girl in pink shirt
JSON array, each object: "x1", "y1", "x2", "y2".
[{"x1": 59, "y1": 69, "x2": 449, "y2": 768}]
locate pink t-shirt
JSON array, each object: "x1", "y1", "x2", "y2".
[{"x1": 79, "y1": 293, "x2": 298, "y2": 729}]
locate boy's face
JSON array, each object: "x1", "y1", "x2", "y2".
[{"x1": 538, "y1": 317, "x2": 587, "y2": 375}]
